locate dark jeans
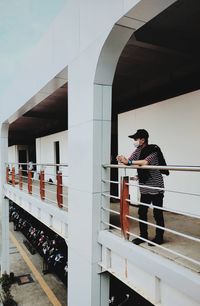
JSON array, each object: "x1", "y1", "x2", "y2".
[{"x1": 139, "y1": 193, "x2": 164, "y2": 239}]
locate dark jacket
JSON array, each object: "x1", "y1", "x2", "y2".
[{"x1": 138, "y1": 144, "x2": 169, "y2": 183}]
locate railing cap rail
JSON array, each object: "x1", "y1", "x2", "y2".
[
  {"x1": 6, "y1": 162, "x2": 68, "y2": 167},
  {"x1": 103, "y1": 164, "x2": 200, "y2": 172}
]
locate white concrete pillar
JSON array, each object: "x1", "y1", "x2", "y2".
[
  {"x1": 67, "y1": 85, "x2": 111, "y2": 304},
  {"x1": 67, "y1": 29, "x2": 113, "y2": 304},
  {"x1": 67, "y1": 18, "x2": 135, "y2": 306},
  {"x1": 0, "y1": 123, "x2": 9, "y2": 274}
]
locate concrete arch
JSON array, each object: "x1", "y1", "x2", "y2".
[
  {"x1": 94, "y1": 24, "x2": 134, "y2": 86},
  {"x1": 92, "y1": 3, "x2": 146, "y2": 175},
  {"x1": 93, "y1": 0, "x2": 177, "y2": 163},
  {"x1": 94, "y1": 0, "x2": 177, "y2": 86},
  {"x1": 94, "y1": 0, "x2": 177, "y2": 90}
]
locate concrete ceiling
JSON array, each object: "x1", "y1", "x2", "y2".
[
  {"x1": 9, "y1": 0, "x2": 200, "y2": 145},
  {"x1": 9, "y1": 84, "x2": 67, "y2": 146},
  {"x1": 113, "y1": 0, "x2": 200, "y2": 113}
]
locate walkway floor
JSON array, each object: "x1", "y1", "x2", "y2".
[
  {"x1": 110, "y1": 202, "x2": 200, "y2": 273},
  {"x1": 9, "y1": 225, "x2": 67, "y2": 306}
]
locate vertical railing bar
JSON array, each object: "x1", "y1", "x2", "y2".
[
  {"x1": 120, "y1": 176, "x2": 130, "y2": 240},
  {"x1": 57, "y1": 171, "x2": 63, "y2": 208},
  {"x1": 40, "y1": 170, "x2": 45, "y2": 200},
  {"x1": 19, "y1": 166, "x2": 23, "y2": 190},
  {"x1": 12, "y1": 167, "x2": 15, "y2": 186},
  {"x1": 28, "y1": 170, "x2": 32, "y2": 194},
  {"x1": 6, "y1": 166, "x2": 9, "y2": 184}
]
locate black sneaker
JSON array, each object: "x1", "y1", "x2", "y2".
[
  {"x1": 132, "y1": 237, "x2": 146, "y2": 245},
  {"x1": 148, "y1": 237, "x2": 164, "y2": 246}
]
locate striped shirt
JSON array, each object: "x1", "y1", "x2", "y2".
[{"x1": 129, "y1": 146, "x2": 164, "y2": 194}]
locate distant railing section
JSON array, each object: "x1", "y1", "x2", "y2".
[
  {"x1": 102, "y1": 164, "x2": 200, "y2": 268},
  {"x1": 5, "y1": 163, "x2": 68, "y2": 209}
]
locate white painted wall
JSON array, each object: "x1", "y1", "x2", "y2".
[
  {"x1": 36, "y1": 130, "x2": 68, "y2": 185},
  {"x1": 118, "y1": 89, "x2": 200, "y2": 216},
  {"x1": 8, "y1": 145, "x2": 18, "y2": 166}
]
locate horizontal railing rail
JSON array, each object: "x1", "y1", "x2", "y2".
[
  {"x1": 102, "y1": 164, "x2": 200, "y2": 269},
  {"x1": 7, "y1": 162, "x2": 68, "y2": 167},
  {"x1": 103, "y1": 164, "x2": 200, "y2": 171},
  {"x1": 5, "y1": 162, "x2": 68, "y2": 210}
]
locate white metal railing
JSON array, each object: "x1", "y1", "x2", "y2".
[
  {"x1": 5, "y1": 162, "x2": 68, "y2": 209},
  {"x1": 101, "y1": 164, "x2": 200, "y2": 268},
  {"x1": 104, "y1": 164, "x2": 200, "y2": 171}
]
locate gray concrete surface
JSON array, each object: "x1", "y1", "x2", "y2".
[
  {"x1": 111, "y1": 203, "x2": 200, "y2": 273},
  {"x1": 9, "y1": 225, "x2": 67, "y2": 306}
]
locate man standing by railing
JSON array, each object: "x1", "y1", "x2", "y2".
[{"x1": 117, "y1": 129, "x2": 169, "y2": 246}]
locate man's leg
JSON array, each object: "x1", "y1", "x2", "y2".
[
  {"x1": 132, "y1": 194, "x2": 151, "y2": 245},
  {"x1": 150, "y1": 193, "x2": 164, "y2": 245}
]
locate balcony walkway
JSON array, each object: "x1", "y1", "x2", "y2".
[
  {"x1": 110, "y1": 202, "x2": 200, "y2": 273},
  {"x1": 7, "y1": 178, "x2": 68, "y2": 211},
  {"x1": 6, "y1": 180, "x2": 200, "y2": 273}
]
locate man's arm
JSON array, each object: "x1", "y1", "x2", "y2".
[
  {"x1": 118, "y1": 155, "x2": 149, "y2": 166},
  {"x1": 131, "y1": 159, "x2": 149, "y2": 166}
]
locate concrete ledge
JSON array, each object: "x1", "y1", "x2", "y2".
[
  {"x1": 4, "y1": 184, "x2": 68, "y2": 241},
  {"x1": 98, "y1": 230, "x2": 200, "y2": 305}
]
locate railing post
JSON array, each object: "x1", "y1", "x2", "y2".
[
  {"x1": 120, "y1": 176, "x2": 130, "y2": 239},
  {"x1": 40, "y1": 170, "x2": 45, "y2": 200},
  {"x1": 6, "y1": 166, "x2": 9, "y2": 184},
  {"x1": 19, "y1": 166, "x2": 23, "y2": 190},
  {"x1": 12, "y1": 167, "x2": 15, "y2": 186},
  {"x1": 28, "y1": 170, "x2": 32, "y2": 194},
  {"x1": 57, "y1": 171, "x2": 63, "y2": 208}
]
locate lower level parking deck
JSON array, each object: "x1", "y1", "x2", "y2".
[{"x1": 8, "y1": 225, "x2": 67, "y2": 306}]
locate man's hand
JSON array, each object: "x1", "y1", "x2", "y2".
[
  {"x1": 116, "y1": 155, "x2": 122, "y2": 162},
  {"x1": 116, "y1": 155, "x2": 128, "y2": 165},
  {"x1": 130, "y1": 176, "x2": 138, "y2": 181}
]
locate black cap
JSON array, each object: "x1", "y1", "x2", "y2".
[{"x1": 128, "y1": 129, "x2": 149, "y2": 140}]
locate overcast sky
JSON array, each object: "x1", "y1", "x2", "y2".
[{"x1": 0, "y1": 0, "x2": 65, "y2": 96}]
